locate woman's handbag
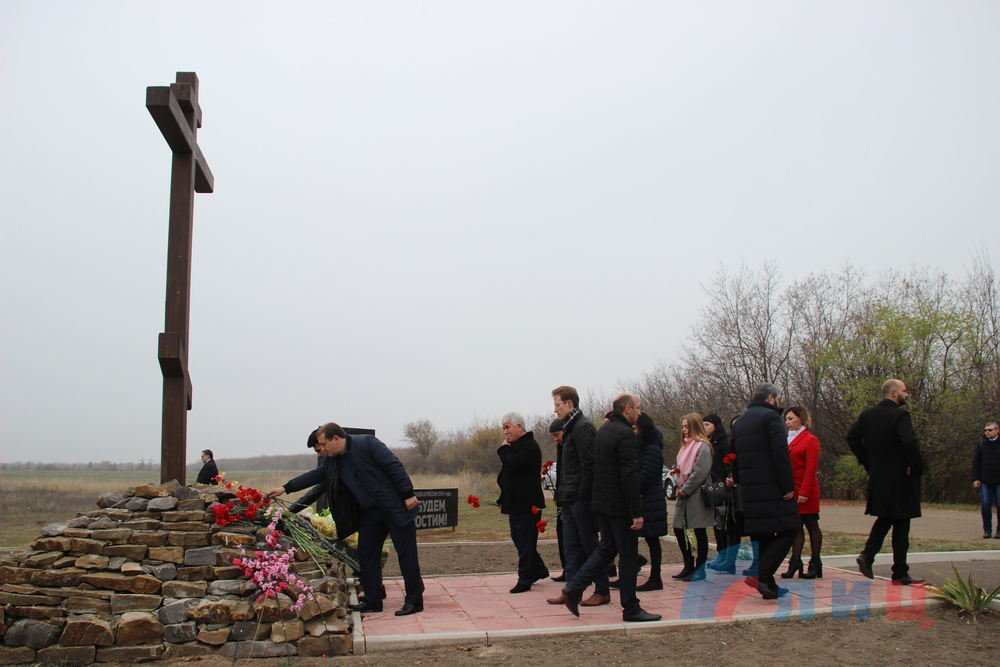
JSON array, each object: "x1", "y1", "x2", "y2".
[{"x1": 700, "y1": 478, "x2": 728, "y2": 508}]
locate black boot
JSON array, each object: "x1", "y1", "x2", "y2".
[
  {"x1": 636, "y1": 574, "x2": 663, "y2": 591},
  {"x1": 672, "y1": 553, "x2": 694, "y2": 580},
  {"x1": 780, "y1": 556, "x2": 804, "y2": 579},
  {"x1": 801, "y1": 556, "x2": 822, "y2": 579}
]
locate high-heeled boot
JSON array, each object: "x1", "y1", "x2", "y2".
[
  {"x1": 672, "y1": 552, "x2": 694, "y2": 580},
  {"x1": 801, "y1": 556, "x2": 823, "y2": 579},
  {"x1": 780, "y1": 556, "x2": 804, "y2": 579}
]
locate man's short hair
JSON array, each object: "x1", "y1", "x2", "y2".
[
  {"x1": 317, "y1": 423, "x2": 347, "y2": 440},
  {"x1": 306, "y1": 429, "x2": 319, "y2": 449},
  {"x1": 612, "y1": 393, "x2": 637, "y2": 413},
  {"x1": 882, "y1": 378, "x2": 905, "y2": 398},
  {"x1": 986, "y1": 421, "x2": 999, "y2": 430},
  {"x1": 202, "y1": 449, "x2": 213, "y2": 459},
  {"x1": 552, "y1": 385, "x2": 580, "y2": 408},
  {"x1": 548, "y1": 419, "x2": 564, "y2": 433},
  {"x1": 501, "y1": 412, "x2": 525, "y2": 428},
  {"x1": 751, "y1": 383, "x2": 781, "y2": 403}
]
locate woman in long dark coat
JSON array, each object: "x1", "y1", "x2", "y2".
[
  {"x1": 635, "y1": 413, "x2": 668, "y2": 590},
  {"x1": 703, "y1": 414, "x2": 733, "y2": 568}
]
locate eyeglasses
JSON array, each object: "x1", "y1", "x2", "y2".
[{"x1": 986, "y1": 428, "x2": 998, "y2": 433}]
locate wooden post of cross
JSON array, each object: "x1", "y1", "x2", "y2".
[{"x1": 146, "y1": 72, "x2": 215, "y2": 484}]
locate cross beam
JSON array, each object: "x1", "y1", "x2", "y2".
[{"x1": 146, "y1": 72, "x2": 214, "y2": 484}]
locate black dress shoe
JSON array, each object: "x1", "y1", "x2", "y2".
[
  {"x1": 856, "y1": 555, "x2": 874, "y2": 579},
  {"x1": 890, "y1": 576, "x2": 925, "y2": 586},
  {"x1": 349, "y1": 602, "x2": 383, "y2": 613},
  {"x1": 623, "y1": 606, "x2": 661, "y2": 622},
  {"x1": 551, "y1": 573, "x2": 567, "y2": 582},
  {"x1": 509, "y1": 582, "x2": 532, "y2": 594},
  {"x1": 395, "y1": 602, "x2": 424, "y2": 616}
]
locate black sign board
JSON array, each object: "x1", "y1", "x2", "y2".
[{"x1": 413, "y1": 488, "x2": 458, "y2": 530}]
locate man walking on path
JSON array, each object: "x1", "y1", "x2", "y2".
[
  {"x1": 732, "y1": 383, "x2": 801, "y2": 600},
  {"x1": 973, "y1": 421, "x2": 1000, "y2": 539},
  {"x1": 497, "y1": 412, "x2": 549, "y2": 593},
  {"x1": 548, "y1": 385, "x2": 611, "y2": 607},
  {"x1": 848, "y1": 379, "x2": 924, "y2": 585},
  {"x1": 562, "y1": 392, "x2": 660, "y2": 622}
]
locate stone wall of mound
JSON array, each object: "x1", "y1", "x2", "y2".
[{"x1": 0, "y1": 481, "x2": 352, "y2": 665}]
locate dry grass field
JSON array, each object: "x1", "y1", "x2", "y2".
[
  {"x1": 0, "y1": 469, "x2": 504, "y2": 547},
  {"x1": 1, "y1": 469, "x2": 994, "y2": 555}
]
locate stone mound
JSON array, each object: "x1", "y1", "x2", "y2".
[{"x1": 0, "y1": 480, "x2": 353, "y2": 665}]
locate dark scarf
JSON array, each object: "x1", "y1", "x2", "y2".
[{"x1": 562, "y1": 407, "x2": 582, "y2": 433}]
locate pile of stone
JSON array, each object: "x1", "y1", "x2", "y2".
[{"x1": 0, "y1": 480, "x2": 353, "y2": 665}]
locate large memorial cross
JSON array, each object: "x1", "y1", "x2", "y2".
[{"x1": 146, "y1": 72, "x2": 215, "y2": 484}]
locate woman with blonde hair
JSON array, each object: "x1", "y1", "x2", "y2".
[{"x1": 671, "y1": 413, "x2": 715, "y2": 581}]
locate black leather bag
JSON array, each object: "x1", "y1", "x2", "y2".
[{"x1": 700, "y1": 479, "x2": 728, "y2": 508}]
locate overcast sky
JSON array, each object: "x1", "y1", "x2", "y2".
[{"x1": 2, "y1": 2, "x2": 998, "y2": 463}]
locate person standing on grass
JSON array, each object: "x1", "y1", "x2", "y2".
[
  {"x1": 196, "y1": 449, "x2": 219, "y2": 484},
  {"x1": 848, "y1": 379, "x2": 924, "y2": 586},
  {"x1": 972, "y1": 421, "x2": 1000, "y2": 539},
  {"x1": 268, "y1": 422, "x2": 425, "y2": 616},
  {"x1": 498, "y1": 412, "x2": 549, "y2": 593},
  {"x1": 547, "y1": 385, "x2": 611, "y2": 607},
  {"x1": 561, "y1": 392, "x2": 660, "y2": 623}
]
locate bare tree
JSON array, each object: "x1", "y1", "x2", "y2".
[{"x1": 403, "y1": 419, "x2": 439, "y2": 461}]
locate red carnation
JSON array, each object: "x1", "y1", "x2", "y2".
[
  {"x1": 723, "y1": 453, "x2": 737, "y2": 465},
  {"x1": 536, "y1": 519, "x2": 547, "y2": 533},
  {"x1": 472, "y1": 501, "x2": 480, "y2": 508},
  {"x1": 531, "y1": 505, "x2": 540, "y2": 515},
  {"x1": 467, "y1": 494, "x2": 475, "y2": 504}
]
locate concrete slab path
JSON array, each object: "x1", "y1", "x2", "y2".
[{"x1": 354, "y1": 562, "x2": 935, "y2": 654}]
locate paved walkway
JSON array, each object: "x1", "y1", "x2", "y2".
[{"x1": 353, "y1": 560, "x2": 939, "y2": 654}]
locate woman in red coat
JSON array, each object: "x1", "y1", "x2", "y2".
[{"x1": 781, "y1": 406, "x2": 823, "y2": 579}]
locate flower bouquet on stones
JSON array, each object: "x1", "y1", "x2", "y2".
[{"x1": 208, "y1": 476, "x2": 360, "y2": 572}]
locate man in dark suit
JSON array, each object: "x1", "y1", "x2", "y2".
[
  {"x1": 848, "y1": 379, "x2": 924, "y2": 585},
  {"x1": 732, "y1": 383, "x2": 800, "y2": 600},
  {"x1": 548, "y1": 385, "x2": 610, "y2": 607},
  {"x1": 498, "y1": 412, "x2": 549, "y2": 593},
  {"x1": 196, "y1": 449, "x2": 219, "y2": 484},
  {"x1": 269, "y1": 422, "x2": 425, "y2": 615},
  {"x1": 561, "y1": 393, "x2": 660, "y2": 622}
]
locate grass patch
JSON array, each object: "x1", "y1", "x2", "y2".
[{"x1": 822, "y1": 531, "x2": 1000, "y2": 555}]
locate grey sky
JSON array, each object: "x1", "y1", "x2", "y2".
[{"x1": 2, "y1": 2, "x2": 998, "y2": 463}]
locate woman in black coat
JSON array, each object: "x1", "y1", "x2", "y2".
[
  {"x1": 636, "y1": 413, "x2": 668, "y2": 590},
  {"x1": 703, "y1": 414, "x2": 732, "y2": 568}
]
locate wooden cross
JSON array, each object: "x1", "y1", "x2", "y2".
[{"x1": 146, "y1": 72, "x2": 215, "y2": 484}]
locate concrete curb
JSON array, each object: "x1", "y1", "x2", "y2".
[{"x1": 360, "y1": 597, "x2": 943, "y2": 652}]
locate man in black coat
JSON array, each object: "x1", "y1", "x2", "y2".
[
  {"x1": 547, "y1": 418, "x2": 567, "y2": 582},
  {"x1": 848, "y1": 379, "x2": 924, "y2": 585},
  {"x1": 498, "y1": 412, "x2": 548, "y2": 593},
  {"x1": 196, "y1": 450, "x2": 219, "y2": 485},
  {"x1": 268, "y1": 422, "x2": 425, "y2": 616},
  {"x1": 562, "y1": 393, "x2": 660, "y2": 622},
  {"x1": 732, "y1": 383, "x2": 800, "y2": 600},
  {"x1": 548, "y1": 385, "x2": 610, "y2": 607},
  {"x1": 973, "y1": 421, "x2": 1000, "y2": 539}
]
